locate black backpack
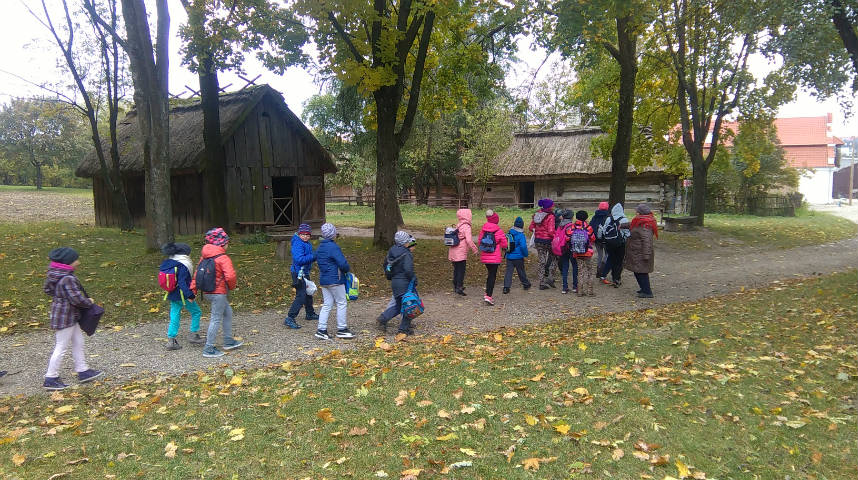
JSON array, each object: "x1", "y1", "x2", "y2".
[
  {"x1": 479, "y1": 231, "x2": 497, "y2": 253},
  {"x1": 195, "y1": 254, "x2": 224, "y2": 293},
  {"x1": 598, "y1": 216, "x2": 624, "y2": 248}
]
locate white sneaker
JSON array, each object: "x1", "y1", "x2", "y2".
[
  {"x1": 336, "y1": 328, "x2": 355, "y2": 339},
  {"x1": 484, "y1": 295, "x2": 495, "y2": 306},
  {"x1": 315, "y1": 330, "x2": 330, "y2": 340}
]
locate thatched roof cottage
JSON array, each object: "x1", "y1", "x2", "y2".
[
  {"x1": 458, "y1": 127, "x2": 677, "y2": 210},
  {"x1": 76, "y1": 85, "x2": 336, "y2": 234}
]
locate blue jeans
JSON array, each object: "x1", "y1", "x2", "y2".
[
  {"x1": 557, "y1": 252, "x2": 577, "y2": 290},
  {"x1": 380, "y1": 294, "x2": 411, "y2": 333},
  {"x1": 634, "y1": 272, "x2": 652, "y2": 295},
  {"x1": 205, "y1": 294, "x2": 235, "y2": 348},
  {"x1": 287, "y1": 271, "x2": 316, "y2": 319},
  {"x1": 168, "y1": 299, "x2": 201, "y2": 338}
]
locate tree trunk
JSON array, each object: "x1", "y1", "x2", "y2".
[
  {"x1": 689, "y1": 154, "x2": 708, "y2": 226},
  {"x1": 107, "y1": 107, "x2": 134, "y2": 230},
  {"x1": 198, "y1": 61, "x2": 229, "y2": 229},
  {"x1": 608, "y1": 15, "x2": 638, "y2": 207},
  {"x1": 373, "y1": 88, "x2": 404, "y2": 248}
]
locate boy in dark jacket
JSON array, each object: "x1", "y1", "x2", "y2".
[
  {"x1": 160, "y1": 242, "x2": 203, "y2": 350},
  {"x1": 502, "y1": 217, "x2": 531, "y2": 293},
  {"x1": 589, "y1": 201, "x2": 611, "y2": 280},
  {"x1": 315, "y1": 223, "x2": 353, "y2": 340},
  {"x1": 43, "y1": 247, "x2": 103, "y2": 390},
  {"x1": 378, "y1": 231, "x2": 418, "y2": 336},
  {"x1": 283, "y1": 223, "x2": 317, "y2": 329}
]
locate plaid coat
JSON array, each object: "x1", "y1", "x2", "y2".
[{"x1": 44, "y1": 267, "x2": 93, "y2": 330}]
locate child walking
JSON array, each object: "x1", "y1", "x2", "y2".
[
  {"x1": 379, "y1": 231, "x2": 419, "y2": 336},
  {"x1": 192, "y1": 227, "x2": 242, "y2": 358},
  {"x1": 160, "y1": 242, "x2": 204, "y2": 350},
  {"x1": 502, "y1": 216, "x2": 531, "y2": 293},
  {"x1": 43, "y1": 247, "x2": 103, "y2": 390},
  {"x1": 529, "y1": 198, "x2": 556, "y2": 289},
  {"x1": 478, "y1": 210, "x2": 508, "y2": 306},
  {"x1": 283, "y1": 223, "x2": 317, "y2": 329},
  {"x1": 448, "y1": 209, "x2": 478, "y2": 296},
  {"x1": 315, "y1": 223, "x2": 354, "y2": 340},
  {"x1": 570, "y1": 211, "x2": 596, "y2": 297}
]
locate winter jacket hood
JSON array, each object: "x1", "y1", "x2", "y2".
[
  {"x1": 191, "y1": 244, "x2": 237, "y2": 294},
  {"x1": 479, "y1": 221, "x2": 508, "y2": 264},
  {"x1": 290, "y1": 233, "x2": 316, "y2": 275},
  {"x1": 529, "y1": 208, "x2": 556, "y2": 241},
  {"x1": 449, "y1": 209, "x2": 478, "y2": 262},
  {"x1": 160, "y1": 258, "x2": 195, "y2": 302},
  {"x1": 316, "y1": 239, "x2": 349, "y2": 285}
]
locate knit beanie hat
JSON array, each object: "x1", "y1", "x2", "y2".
[
  {"x1": 321, "y1": 223, "x2": 337, "y2": 240},
  {"x1": 394, "y1": 230, "x2": 415, "y2": 246},
  {"x1": 297, "y1": 223, "x2": 312, "y2": 234},
  {"x1": 49, "y1": 247, "x2": 79, "y2": 265},
  {"x1": 636, "y1": 203, "x2": 652, "y2": 215},
  {"x1": 576, "y1": 210, "x2": 589, "y2": 221},
  {"x1": 486, "y1": 209, "x2": 499, "y2": 224},
  {"x1": 513, "y1": 216, "x2": 524, "y2": 228},
  {"x1": 205, "y1": 227, "x2": 230, "y2": 246},
  {"x1": 598, "y1": 201, "x2": 610, "y2": 210},
  {"x1": 161, "y1": 242, "x2": 191, "y2": 256},
  {"x1": 538, "y1": 198, "x2": 554, "y2": 209},
  {"x1": 563, "y1": 209, "x2": 574, "y2": 219}
]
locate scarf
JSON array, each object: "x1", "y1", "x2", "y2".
[
  {"x1": 49, "y1": 261, "x2": 75, "y2": 271},
  {"x1": 630, "y1": 214, "x2": 659, "y2": 239},
  {"x1": 170, "y1": 254, "x2": 194, "y2": 276}
]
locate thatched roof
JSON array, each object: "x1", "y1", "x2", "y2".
[
  {"x1": 460, "y1": 127, "x2": 667, "y2": 179},
  {"x1": 76, "y1": 84, "x2": 336, "y2": 177}
]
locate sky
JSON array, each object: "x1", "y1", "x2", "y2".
[{"x1": 1, "y1": 0, "x2": 855, "y2": 139}]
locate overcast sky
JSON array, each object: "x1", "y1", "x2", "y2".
[{"x1": 1, "y1": 0, "x2": 855, "y2": 138}]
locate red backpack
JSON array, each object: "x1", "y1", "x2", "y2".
[{"x1": 158, "y1": 266, "x2": 178, "y2": 293}]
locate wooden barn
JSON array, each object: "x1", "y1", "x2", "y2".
[
  {"x1": 75, "y1": 85, "x2": 336, "y2": 235},
  {"x1": 458, "y1": 128, "x2": 677, "y2": 210}
]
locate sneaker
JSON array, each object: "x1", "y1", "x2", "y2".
[
  {"x1": 636, "y1": 292, "x2": 654, "y2": 298},
  {"x1": 166, "y1": 338, "x2": 182, "y2": 350},
  {"x1": 202, "y1": 346, "x2": 225, "y2": 358},
  {"x1": 572, "y1": 288, "x2": 578, "y2": 294},
  {"x1": 187, "y1": 332, "x2": 205, "y2": 345},
  {"x1": 0, "y1": 370, "x2": 7, "y2": 378},
  {"x1": 539, "y1": 285, "x2": 549, "y2": 290},
  {"x1": 315, "y1": 330, "x2": 330, "y2": 340},
  {"x1": 283, "y1": 317, "x2": 301, "y2": 329},
  {"x1": 561, "y1": 289, "x2": 569, "y2": 294},
  {"x1": 376, "y1": 317, "x2": 388, "y2": 333},
  {"x1": 502, "y1": 288, "x2": 510, "y2": 294},
  {"x1": 484, "y1": 295, "x2": 495, "y2": 306},
  {"x1": 43, "y1": 377, "x2": 68, "y2": 390},
  {"x1": 613, "y1": 280, "x2": 622, "y2": 288},
  {"x1": 305, "y1": 313, "x2": 319, "y2": 321},
  {"x1": 222, "y1": 339, "x2": 243, "y2": 350},
  {"x1": 77, "y1": 369, "x2": 104, "y2": 383},
  {"x1": 602, "y1": 278, "x2": 612, "y2": 285},
  {"x1": 547, "y1": 280, "x2": 556, "y2": 288},
  {"x1": 456, "y1": 289, "x2": 467, "y2": 296},
  {"x1": 336, "y1": 328, "x2": 355, "y2": 339},
  {"x1": 522, "y1": 284, "x2": 531, "y2": 290}
]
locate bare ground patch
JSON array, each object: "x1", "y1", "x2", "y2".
[{"x1": 0, "y1": 190, "x2": 94, "y2": 224}]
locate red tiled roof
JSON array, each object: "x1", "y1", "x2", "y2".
[{"x1": 774, "y1": 116, "x2": 843, "y2": 146}]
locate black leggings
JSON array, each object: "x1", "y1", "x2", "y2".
[
  {"x1": 485, "y1": 263, "x2": 499, "y2": 297},
  {"x1": 452, "y1": 261, "x2": 466, "y2": 290}
]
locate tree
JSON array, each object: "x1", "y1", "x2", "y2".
[
  {"x1": 654, "y1": 0, "x2": 784, "y2": 226},
  {"x1": 29, "y1": 0, "x2": 135, "y2": 230},
  {"x1": 545, "y1": 0, "x2": 654, "y2": 207},
  {"x1": 461, "y1": 101, "x2": 515, "y2": 207},
  {"x1": 0, "y1": 99, "x2": 85, "y2": 190},
  {"x1": 766, "y1": 0, "x2": 857, "y2": 109},
  {"x1": 178, "y1": 0, "x2": 308, "y2": 228},
  {"x1": 87, "y1": 0, "x2": 173, "y2": 248}
]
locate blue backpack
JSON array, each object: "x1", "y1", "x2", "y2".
[
  {"x1": 570, "y1": 227, "x2": 590, "y2": 254},
  {"x1": 479, "y1": 231, "x2": 497, "y2": 253},
  {"x1": 345, "y1": 272, "x2": 360, "y2": 301},
  {"x1": 400, "y1": 280, "x2": 424, "y2": 320}
]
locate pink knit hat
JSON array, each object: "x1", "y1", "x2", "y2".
[{"x1": 598, "y1": 201, "x2": 610, "y2": 210}]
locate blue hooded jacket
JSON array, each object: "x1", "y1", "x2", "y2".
[
  {"x1": 316, "y1": 239, "x2": 350, "y2": 285},
  {"x1": 505, "y1": 228, "x2": 530, "y2": 260},
  {"x1": 159, "y1": 258, "x2": 194, "y2": 302},
  {"x1": 290, "y1": 233, "x2": 316, "y2": 275}
]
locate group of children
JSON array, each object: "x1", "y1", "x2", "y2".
[
  {"x1": 40, "y1": 201, "x2": 658, "y2": 390},
  {"x1": 446, "y1": 199, "x2": 659, "y2": 305}
]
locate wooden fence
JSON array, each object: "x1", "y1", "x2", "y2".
[{"x1": 707, "y1": 193, "x2": 802, "y2": 216}]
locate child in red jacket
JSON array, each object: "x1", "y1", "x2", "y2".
[
  {"x1": 478, "y1": 210, "x2": 508, "y2": 306},
  {"x1": 570, "y1": 211, "x2": 596, "y2": 297}
]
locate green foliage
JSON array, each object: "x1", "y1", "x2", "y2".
[{"x1": 461, "y1": 101, "x2": 515, "y2": 205}]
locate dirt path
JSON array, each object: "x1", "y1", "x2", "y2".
[{"x1": 2, "y1": 233, "x2": 855, "y2": 397}]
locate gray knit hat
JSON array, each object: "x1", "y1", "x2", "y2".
[
  {"x1": 636, "y1": 203, "x2": 652, "y2": 215},
  {"x1": 394, "y1": 230, "x2": 415, "y2": 246},
  {"x1": 49, "y1": 247, "x2": 79, "y2": 265},
  {"x1": 321, "y1": 223, "x2": 337, "y2": 240}
]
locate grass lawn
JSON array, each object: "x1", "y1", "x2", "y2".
[
  {"x1": 1, "y1": 271, "x2": 854, "y2": 479},
  {"x1": 0, "y1": 222, "x2": 491, "y2": 333},
  {"x1": 327, "y1": 203, "x2": 534, "y2": 235}
]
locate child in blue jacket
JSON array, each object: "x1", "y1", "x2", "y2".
[
  {"x1": 503, "y1": 217, "x2": 532, "y2": 293},
  {"x1": 314, "y1": 223, "x2": 354, "y2": 340},
  {"x1": 283, "y1": 224, "x2": 317, "y2": 329},
  {"x1": 160, "y1": 243, "x2": 203, "y2": 350}
]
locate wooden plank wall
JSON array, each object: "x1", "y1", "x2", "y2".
[
  {"x1": 171, "y1": 173, "x2": 206, "y2": 235},
  {"x1": 92, "y1": 176, "x2": 146, "y2": 229}
]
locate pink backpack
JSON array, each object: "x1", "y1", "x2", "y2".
[{"x1": 551, "y1": 225, "x2": 569, "y2": 256}]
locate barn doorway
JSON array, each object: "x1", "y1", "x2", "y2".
[
  {"x1": 271, "y1": 176, "x2": 296, "y2": 226},
  {"x1": 518, "y1": 181, "x2": 534, "y2": 208}
]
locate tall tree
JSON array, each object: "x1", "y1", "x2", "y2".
[
  {"x1": 545, "y1": 0, "x2": 653, "y2": 207},
  {"x1": 178, "y1": 0, "x2": 308, "y2": 229},
  {"x1": 88, "y1": 0, "x2": 173, "y2": 248},
  {"x1": 654, "y1": 0, "x2": 777, "y2": 226},
  {"x1": 30, "y1": 0, "x2": 135, "y2": 230},
  {"x1": 0, "y1": 99, "x2": 83, "y2": 190}
]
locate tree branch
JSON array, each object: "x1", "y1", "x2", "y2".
[
  {"x1": 828, "y1": 0, "x2": 858, "y2": 78},
  {"x1": 82, "y1": 0, "x2": 129, "y2": 52},
  {"x1": 328, "y1": 11, "x2": 365, "y2": 64},
  {"x1": 395, "y1": 10, "x2": 434, "y2": 147}
]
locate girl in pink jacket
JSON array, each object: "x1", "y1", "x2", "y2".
[
  {"x1": 448, "y1": 209, "x2": 478, "y2": 296},
  {"x1": 478, "y1": 210, "x2": 508, "y2": 306}
]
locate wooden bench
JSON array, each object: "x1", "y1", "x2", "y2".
[
  {"x1": 234, "y1": 221, "x2": 275, "y2": 234},
  {"x1": 663, "y1": 216, "x2": 698, "y2": 232}
]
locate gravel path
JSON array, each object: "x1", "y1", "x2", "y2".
[{"x1": 1, "y1": 232, "x2": 856, "y2": 397}]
